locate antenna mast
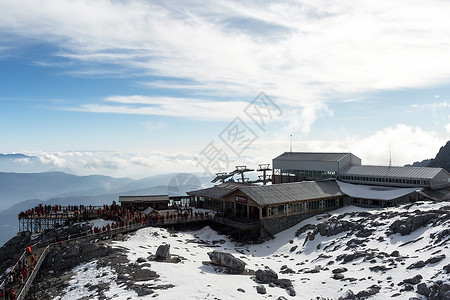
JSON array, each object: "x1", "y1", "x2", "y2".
[
  {"x1": 389, "y1": 145, "x2": 392, "y2": 167},
  {"x1": 290, "y1": 134, "x2": 293, "y2": 152}
]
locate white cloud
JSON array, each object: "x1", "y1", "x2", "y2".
[
  {"x1": 69, "y1": 95, "x2": 249, "y2": 121},
  {"x1": 2, "y1": 1, "x2": 450, "y2": 131},
  {"x1": 445, "y1": 123, "x2": 450, "y2": 133},
  {"x1": 351, "y1": 125, "x2": 446, "y2": 165},
  {"x1": 38, "y1": 153, "x2": 67, "y2": 168},
  {"x1": 84, "y1": 157, "x2": 128, "y2": 170},
  {"x1": 233, "y1": 125, "x2": 447, "y2": 172}
]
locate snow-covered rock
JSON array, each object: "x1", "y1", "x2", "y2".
[{"x1": 7, "y1": 200, "x2": 448, "y2": 300}]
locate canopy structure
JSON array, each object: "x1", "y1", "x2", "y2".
[{"x1": 335, "y1": 179, "x2": 421, "y2": 200}]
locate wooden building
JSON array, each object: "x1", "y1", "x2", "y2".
[{"x1": 187, "y1": 181, "x2": 345, "y2": 221}]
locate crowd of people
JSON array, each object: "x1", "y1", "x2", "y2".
[
  {"x1": 0, "y1": 245, "x2": 37, "y2": 300},
  {"x1": 19, "y1": 203, "x2": 214, "y2": 235},
  {"x1": 3, "y1": 202, "x2": 216, "y2": 297}
]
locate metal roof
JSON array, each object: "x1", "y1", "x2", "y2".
[
  {"x1": 239, "y1": 180, "x2": 344, "y2": 206},
  {"x1": 273, "y1": 152, "x2": 352, "y2": 162},
  {"x1": 340, "y1": 165, "x2": 445, "y2": 179},
  {"x1": 335, "y1": 180, "x2": 421, "y2": 200},
  {"x1": 419, "y1": 185, "x2": 450, "y2": 201},
  {"x1": 119, "y1": 195, "x2": 169, "y2": 202},
  {"x1": 187, "y1": 182, "x2": 255, "y2": 200}
]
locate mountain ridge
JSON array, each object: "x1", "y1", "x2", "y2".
[{"x1": 407, "y1": 140, "x2": 450, "y2": 173}]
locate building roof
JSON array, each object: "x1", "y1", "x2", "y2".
[
  {"x1": 238, "y1": 180, "x2": 344, "y2": 206},
  {"x1": 273, "y1": 152, "x2": 352, "y2": 162},
  {"x1": 340, "y1": 165, "x2": 445, "y2": 180},
  {"x1": 187, "y1": 182, "x2": 255, "y2": 200},
  {"x1": 335, "y1": 180, "x2": 421, "y2": 200},
  {"x1": 118, "y1": 195, "x2": 170, "y2": 202},
  {"x1": 418, "y1": 185, "x2": 450, "y2": 201}
]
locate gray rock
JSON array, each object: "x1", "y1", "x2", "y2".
[
  {"x1": 280, "y1": 267, "x2": 295, "y2": 274},
  {"x1": 155, "y1": 244, "x2": 170, "y2": 260},
  {"x1": 432, "y1": 283, "x2": 450, "y2": 300},
  {"x1": 389, "y1": 213, "x2": 440, "y2": 236},
  {"x1": 425, "y1": 254, "x2": 446, "y2": 265},
  {"x1": 266, "y1": 267, "x2": 278, "y2": 280},
  {"x1": 332, "y1": 267, "x2": 348, "y2": 274},
  {"x1": 136, "y1": 257, "x2": 146, "y2": 263},
  {"x1": 256, "y1": 285, "x2": 266, "y2": 294},
  {"x1": 417, "y1": 283, "x2": 430, "y2": 296},
  {"x1": 237, "y1": 288, "x2": 245, "y2": 293},
  {"x1": 255, "y1": 267, "x2": 278, "y2": 283},
  {"x1": 334, "y1": 273, "x2": 345, "y2": 280},
  {"x1": 274, "y1": 278, "x2": 293, "y2": 288},
  {"x1": 390, "y1": 250, "x2": 400, "y2": 257},
  {"x1": 287, "y1": 286, "x2": 296, "y2": 296},
  {"x1": 444, "y1": 263, "x2": 450, "y2": 274},
  {"x1": 278, "y1": 297, "x2": 288, "y2": 300},
  {"x1": 356, "y1": 285, "x2": 381, "y2": 298},
  {"x1": 255, "y1": 269, "x2": 270, "y2": 283},
  {"x1": 403, "y1": 275, "x2": 422, "y2": 285},
  {"x1": 134, "y1": 286, "x2": 154, "y2": 297},
  {"x1": 407, "y1": 260, "x2": 425, "y2": 269},
  {"x1": 207, "y1": 250, "x2": 246, "y2": 273},
  {"x1": 338, "y1": 290, "x2": 356, "y2": 300}
]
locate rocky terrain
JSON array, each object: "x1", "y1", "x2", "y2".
[
  {"x1": 410, "y1": 140, "x2": 450, "y2": 173},
  {"x1": 1, "y1": 201, "x2": 449, "y2": 299}
]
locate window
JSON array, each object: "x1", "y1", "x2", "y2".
[{"x1": 307, "y1": 200, "x2": 320, "y2": 210}]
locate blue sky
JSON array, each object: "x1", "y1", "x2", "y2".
[{"x1": 0, "y1": 0, "x2": 449, "y2": 178}]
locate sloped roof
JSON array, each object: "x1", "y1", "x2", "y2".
[
  {"x1": 187, "y1": 182, "x2": 255, "y2": 200},
  {"x1": 335, "y1": 180, "x2": 421, "y2": 200},
  {"x1": 239, "y1": 180, "x2": 344, "y2": 206},
  {"x1": 419, "y1": 185, "x2": 450, "y2": 201},
  {"x1": 273, "y1": 152, "x2": 351, "y2": 162},
  {"x1": 340, "y1": 165, "x2": 445, "y2": 179},
  {"x1": 119, "y1": 195, "x2": 169, "y2": 202}
]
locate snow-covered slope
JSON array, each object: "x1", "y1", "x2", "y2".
[{"x1": 52, "y1": 201, "x2": 449, "y2": 299}]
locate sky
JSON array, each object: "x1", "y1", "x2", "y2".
[{"x1": 0, "y1": 0, "x2": 450, "y2": 179}]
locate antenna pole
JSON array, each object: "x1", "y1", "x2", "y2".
[
  {"x1": 389, "y1": 144, "x2": 392, "y2": 167},
  {"x1": 290, "y1": 134, "x2": 293, "y2": 152}
]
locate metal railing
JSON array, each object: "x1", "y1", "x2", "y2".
[
  {"x1": 17, "y1": 244, "x2": 54, "y2": 300},
  {"x1": 0, "y1": 247, "x2": 28, "y2": 291}
]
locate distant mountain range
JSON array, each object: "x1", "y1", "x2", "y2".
[
  {"x1": 0, "y1": 153, "x2": 71, "y2": 174},
  {"x1": 0, "y1": 153, "x2": 38, "y2": 160},
  {"x1": 0, "y1": 171, "x2": 211, "y2": 246},
  {"x1": 408, "y1": 140, "x2": 450, "y2": 172},
  {"x1": 0, "y1": 171, "x2": 134, "y2": 210}
]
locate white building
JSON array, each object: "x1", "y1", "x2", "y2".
[{"x1": 272, "y1": 152, "x2": 450, "y2": 189}]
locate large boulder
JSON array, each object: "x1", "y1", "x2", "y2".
[
  {"x1": 403, "y1": 274, "x2": 422, "y2": 285},
  {"x1": 390, "y1": 213, "x2": 440, "y2": 236},
  {"x1": 155, "y1": 244, "x2": 170, "y2": 261},
  {"x1": 425, "y1": 254, "x2": 446, "y2": 265},
  {"x1": 207, "y1": 250, "x2": 245, "y2": 273},
  {"x1": 417, "y1": 283, "x2": 430, "y2": 297},
  {"x1": 256, "y1": 285, "x2": 267, "y2": 294},
  {"x1": 356, "y1": 285, "x2": 381, "y2": 298},
  {"x1": 256, "y1": 268, "x2": 278, "y2": 283}
]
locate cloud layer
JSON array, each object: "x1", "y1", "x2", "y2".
[{"x1": 2, "y1": 0, "x2": 450, "y2": 128}]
